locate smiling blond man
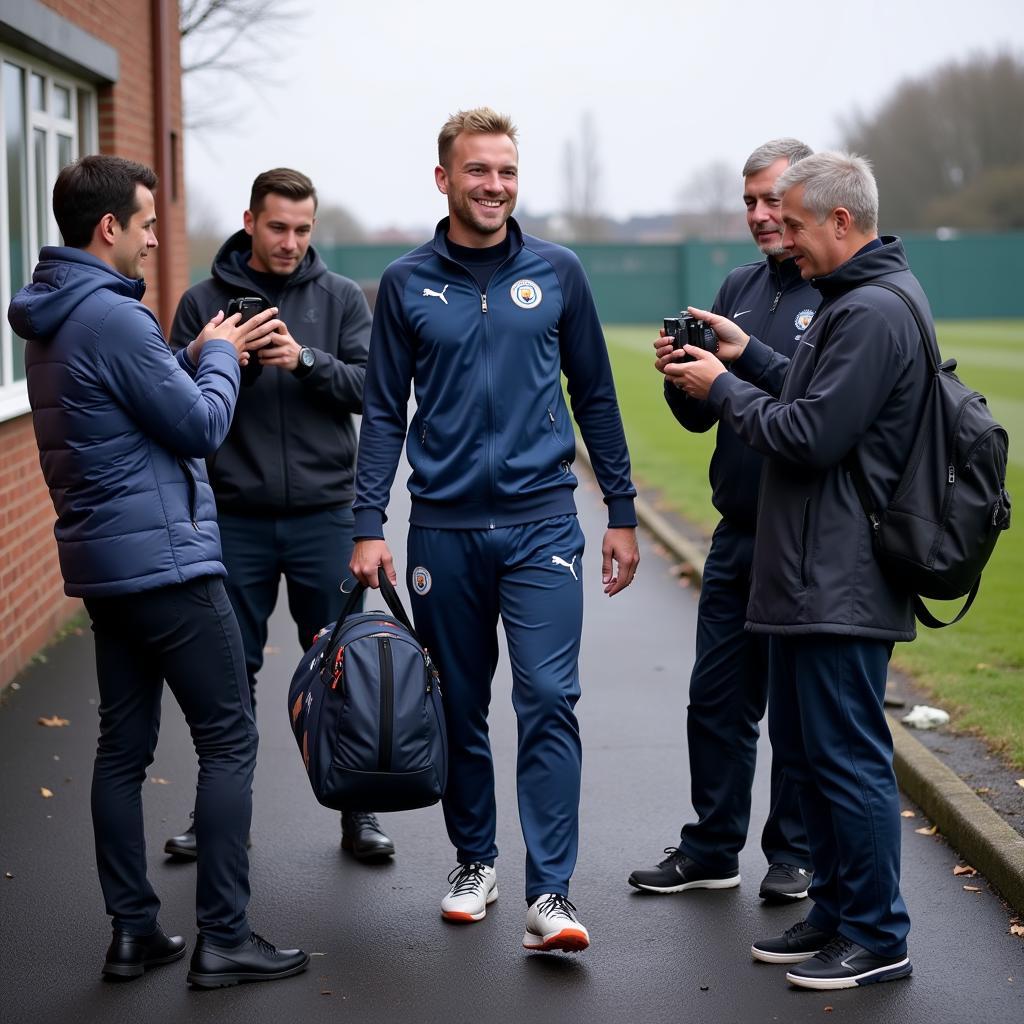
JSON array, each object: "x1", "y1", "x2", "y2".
[{"x1": 351, "y1": 107, "x2": 640, "y2": 953}]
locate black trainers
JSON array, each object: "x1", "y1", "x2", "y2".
[
  {"x1": 341, "y1": 811, "x2": 395, "y2": 861},
  {"x1": 628, "y1": 847, "x2": 740, "y2": 894},
  {"x1": 759, "y1": 862, "x2": 812, "y2": 902},
  {"x1": 785, "y1": 934, "x2": 912, "y2": 990},
  {"x1": 751, "y1": 919, "x2": 835, "y2": 964}
]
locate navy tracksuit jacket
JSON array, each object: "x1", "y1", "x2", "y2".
[{"x1": 354, "y1": 218, "x2": 636, "y2": 898}]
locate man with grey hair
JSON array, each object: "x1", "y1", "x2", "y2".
[
  {"x1": 630, "y1": 138, "x2": 815, "y2": 904},
  {"x1": 664, "y1": 150, "x2": 927, "y2": 990}
]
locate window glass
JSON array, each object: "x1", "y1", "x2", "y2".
[
  {"x1": 57, "y1": 133, "x2": 72, "y2": 171},
  {"x1": 30, "y1": 72, "x2": 45, "y2": 111},
  {"x1": 53, "y1": 84, "x2": 71, "y2": 120},
  {"x1": 2, "y1": 54, "x2": 95, "y2": 405},
  {"x1": 34, "y1": 128, "x2": 47, "y2": 256}
]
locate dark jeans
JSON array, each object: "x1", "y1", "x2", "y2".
[
  {"x1": 218, "y1": 506, "x2": 358, "y2": 705},
  {"x1": 85, "y1": 576, "x2": 257, "y2": 944},
  {"x1": 769, "y1": 634, "x2": 911, "y2": 957},
  {"x1": 678, "y1": 519, "x2": 809, "y2": 873}
]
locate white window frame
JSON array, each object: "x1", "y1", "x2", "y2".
[{"x1": 0, "y1": 45, "x2": 97, "y2": 421}]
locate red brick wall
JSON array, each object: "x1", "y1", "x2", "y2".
[
  {"x1": 0, "y1": 416, "x2": 80, "y2": 685},
  {"x1": 0, "y1": 2, "x2": 188, "y2": 687}
]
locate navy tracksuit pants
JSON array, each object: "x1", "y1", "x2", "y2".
[
  {"x1": 769, "y1": 634, "x2": 911, "y2": 957},
  {"x1": 407, "y1": 514, "x2": 585, "y2": 901},
  {"x1": 678, "y1": 519, "x2": 809, "y2": 874}
]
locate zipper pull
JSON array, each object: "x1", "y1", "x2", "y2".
[
  {"x1": 481, "y1": 293, "x2": 488, "y2": 313},
  {"x1": 547, "y1": 408, "x2": 555, "y2": 423},
  {"x1": 769, "y1": 290, "x2": 781, "y2": 313},
  {"x1": 948, "y1": 465, "x2": 956, "y2": 484}
]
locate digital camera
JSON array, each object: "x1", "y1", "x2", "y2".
[{"x1": 663, "y1": 312, "x2": 718, "y2": 363}]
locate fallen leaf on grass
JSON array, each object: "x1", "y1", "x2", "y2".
[
  {"x1": 37, "y1": 715, "x2": 70, "y2": 728},
  {"x1": 953, "y1": 865, "x2": 977, "y2": 876},
  {"x1": 975, "y1": 787, "x2": 991, "y2": 795},
  {"x1": 149, "y1": 777, "x2": 171, "y2": 785},
  {"x1": 975, "y1": 663, "x2": 991, "y2": 670},
  {"x1": 1010, "y1": 925, "x2": 1024, "y2": 937},
  {"x1": 900, "y1": 810, "x2": 916, "y2": 818},
  {"x1": 963, "y1": 885, "x2": 982, "y2": 892},
  {"x1": 39, "y1": 787, "x2": 53, "y2": 799},
  {"x1": 1016, "y1": 779, "x2": 1024, "y2": 789},
  {"x1": 915, "y1": 824, "x2": 938, "y2": 836}
]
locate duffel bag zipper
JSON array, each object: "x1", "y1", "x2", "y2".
[{"x1": 378, "y1": 637, "x2": 394, "y2": 771}]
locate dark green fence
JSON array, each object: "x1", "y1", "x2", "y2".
[{"x1": 281, "y1": 233, "x2": 1024, "y2": 322}]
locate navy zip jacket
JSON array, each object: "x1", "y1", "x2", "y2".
[
  {"x1": 707, "y1": 237, "x2": 930, "y2": 640},
  {"x1": 171, "y1": 231, "x2": 370, "y2": 514},
  {"x1": 664, "y1": 255, "x2": 818, "y2": 530},
  {"x1": 353, "y1": 218, "x2": 636, "y2": 537},
  {"x1": 8, "y1": 247, "x2": 240, "y2": 597}
]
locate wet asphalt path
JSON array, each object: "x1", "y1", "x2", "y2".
[{"x1": 1, "y1": 471, "x2": 1022, "y2": 1024}]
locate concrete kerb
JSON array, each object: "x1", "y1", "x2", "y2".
[{"x1": 576, "y1": 440, "x2": 1024, "y2": 916}]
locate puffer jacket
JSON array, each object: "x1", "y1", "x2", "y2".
[{"x1": 8, "y1": 246, "x2": 240, "y2": 597}]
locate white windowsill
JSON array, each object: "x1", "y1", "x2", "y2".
[{"x1": 0, "y1": 383, "x2": 31, "y2": 422}]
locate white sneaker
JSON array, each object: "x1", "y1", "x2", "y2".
[
  {"x1": 522, "y1": 893, "x2": 590, "y2": 952},
  {"x1": 440, "y1": 863, "x2": 497, "y2": 922}
]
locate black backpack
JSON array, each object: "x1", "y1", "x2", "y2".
[
  {"x1": 846, "y1": 282, "x2": 1011, "y2": 628},
  {"x1": 287, "y1": 570, "x2": 447, "y2": 811}
]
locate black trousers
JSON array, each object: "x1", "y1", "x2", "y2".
[
  {"x1": 85, "y1": 576, "x2": 257, "y2": 945},
  {"x1": 678, "y1": 519, "x2": 809, "y2": 873}
]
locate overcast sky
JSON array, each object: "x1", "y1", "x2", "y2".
[{"x1": 183, "y1": 0, "x2": 1024, "y2": 236}]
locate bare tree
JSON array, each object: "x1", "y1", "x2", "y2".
[
  {"x1": 676, "y1": 159, "x2": 736, "y2": 239},
  {"x1": 179, "y1": 0, "x2": 306, "y2": 132},
  {"x1": 561, "y1": 112, "x2": 608, "y2": 242}
]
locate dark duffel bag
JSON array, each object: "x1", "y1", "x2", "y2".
[{"x1": 287, "y1": 569, "x2": 447, "y2": 812}]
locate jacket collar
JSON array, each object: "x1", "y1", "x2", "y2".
[
  {"x1": 811, "y1": 235, "x2": 909, "y2": 298},
  {"x1": 431, "y1": 216, "x2": 525, "y2": 263}
]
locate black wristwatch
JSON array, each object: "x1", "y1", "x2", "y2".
[{"x1": 295, "y1": 346, "x2": 316, "y2": 377}]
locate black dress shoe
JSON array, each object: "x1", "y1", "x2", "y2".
[
  {"x1": 341, "y1": 811, "x2": 395, "y2": 861},
  {"x1": 102, "y1": 926, "x2": 187, "y2": 979},
  {"x1": 165, "y1": 815, "x2": 198, "y2": 859},
  {"x1": 165, "y1": 814, "x2": 251, "y2": 860},
  {"x1": 186, "y1": 932, "x2": 309, "y2": 988}
]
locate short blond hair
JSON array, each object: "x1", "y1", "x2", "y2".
[{"x1": 437, "y1": 107, "x2": 518, "y2": 168}]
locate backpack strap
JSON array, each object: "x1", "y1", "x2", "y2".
[
  {"x1": 841, "y1": 279, "x2": 935, "y2": 532},
  {"x1": 841, "y1": 280, "x2": 978, "y2": 629},
  {"x1": 913, "y1": 579, "x2": 980, "y2": 629}
]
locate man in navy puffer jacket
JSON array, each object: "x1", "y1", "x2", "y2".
[{"x1": 8, "y1": 155, "x2": 308, "y2": 988}]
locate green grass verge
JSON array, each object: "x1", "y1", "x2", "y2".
[{"x1": 604, "y1": 321, "x2": 1024, "y2": 768}]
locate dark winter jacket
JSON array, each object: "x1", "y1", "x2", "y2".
[
  {"x1": 8, "y1": 247, "x2": 240, "y2": 597},
  {"x1": 170, "y1": 231, "x2": 370, "y2": 514},
  {"x1": 664, "y1": 255, "x2": 819, "y2": 530},
  {"x1": 707, "y1": 237, "x2": 931, "y2": 640},
  {"x1": 353, "y1": 218, "x2": 637, "y2": 537}
]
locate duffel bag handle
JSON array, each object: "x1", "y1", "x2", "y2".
[{"x1": 321, "y1": 567, "x2": 420, "y2": 660}]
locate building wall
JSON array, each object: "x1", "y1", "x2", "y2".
[{"x1": 0, "y1": 1, "x2": 187, "y2": 687}]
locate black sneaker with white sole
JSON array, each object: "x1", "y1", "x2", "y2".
[
  {"x1": 785, "y1": 934, "x2": 912, "y2": 990},
  {"x1": 751, "y1": 919, "x2": 835, "y2": 964},
  {"x1": 759, "y1": 862, "x2": 812, "y2": 902},
  {"x1": 628, "y1": 847, "x2": 740, "y2": 894}
]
